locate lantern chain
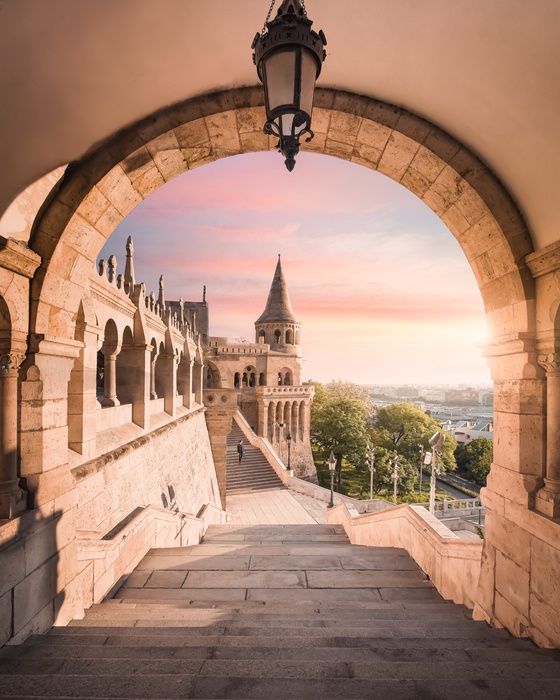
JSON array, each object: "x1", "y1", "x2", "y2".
[
  {"x1": 261, "y1": 0, "x2": 308, "y2": 35},
  {"x1": 261, "y1": 0, "x2": 276, "y2": 35}
]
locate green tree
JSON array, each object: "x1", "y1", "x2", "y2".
[
  {"x1": 322, "y1": 380, "x2": 373, "y2": 417},
  {"x1": 454, "y1": 442, "x2": 469, "y2": 472},
  {"x1": 464, "y1": 437, "x2": 493, "y2": 484},
  {"x1": 311, "y1": 391, "x2": 369, "y2": 488},
  {"x1": 371, "y1": 402, "x2": 457, "y2": 474}
]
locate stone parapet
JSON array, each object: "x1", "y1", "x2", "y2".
[
  {"x1": 256, "y1": 385, "x2": 314, "y2": 399},
  {"x1": 327, "y1": 502, "x2": 483, "y2": 610}
]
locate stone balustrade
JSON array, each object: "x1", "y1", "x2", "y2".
[{"x1": 327, "y1": 501, "x2": 483, "y2": 609}]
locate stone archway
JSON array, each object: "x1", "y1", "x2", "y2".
[
  {"x1": 29, "y1": 85, "x2": 542, "y2": 495},
  {"x1": 23, "y1": 86, "x2": 554, "y2": 644},
  {"x1": 30, "y1": 87, "x2": 534, "y2": 343}
]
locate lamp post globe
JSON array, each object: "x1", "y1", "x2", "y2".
[{"x1": 252, "y1": 0, "x2": 327, "y2": 171}]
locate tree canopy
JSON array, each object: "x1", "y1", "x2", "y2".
[
  {"x1": 310, "y1": 386, "x2": 457, "y2": 499},
  {"x1": 372, "y1": 402, "x2": 457, "y2": 474},
  {"x1": 309, "y1": 381, "x2": 373, "y2": 487},
  {"x1": 460, "y1": 437, "x2": 493, "y2": 484}
]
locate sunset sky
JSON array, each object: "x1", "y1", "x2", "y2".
[{"x1": 99, "y1": 151, "x2": 490, "y2": 386}]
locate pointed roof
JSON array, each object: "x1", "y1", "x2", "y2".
[{"x1": 256, "y1": 256, "x2": 300, "y2": 325}]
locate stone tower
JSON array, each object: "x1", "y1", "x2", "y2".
[
  {"x1": 205, "y1": 256, "x2": 316, "y2": 480},
  {"x1": 253, "y1": 256, "x2": 315, "y2": 480},
  {"x1": 255, "y1": 254, "x2": 302, "y2": 357}
]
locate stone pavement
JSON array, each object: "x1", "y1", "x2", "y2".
[
  {"x1": 1, "y1": 524, "x2": 559, "y2": 699},
  {"x1": 226, "y1": 488, "x2": 327, "y2": 525}
]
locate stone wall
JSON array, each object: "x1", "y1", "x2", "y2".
[
  {"x1": 73, "y1": 408, "x2": 220, "y2": 538},
  {"x1": 0, "y1": 409, "x2": 221, "y2": 646}
]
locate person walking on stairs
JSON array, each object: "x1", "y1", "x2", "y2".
[{"x1": 237, "y1": 440, "x2": 244, "y2": 463}]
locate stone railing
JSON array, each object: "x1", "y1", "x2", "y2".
[
  {"x1": 420, "y1": 498, "x2": 484, "y2": 519},
  {"x1": 255, "y1": 386, "x2": 314, "y2": 398},
  {"x1": 286, "y1": 477, "x2": 394, "y2": 514},
  {"x1": 78, "y1": 503, "x2": 226, "y2": 608},
  {"x1": 327, "y1": 502, "x2": 483, "y2": 609}
]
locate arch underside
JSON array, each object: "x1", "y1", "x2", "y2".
[{"x1": 28, "y1": 86, "x2": 534, "y2": 349}]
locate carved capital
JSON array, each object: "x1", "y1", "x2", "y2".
[
  {"x1": 537, "y1": 352, "x2": 560, "y2": 373},
  {"x1": 0, "y1": 352, "x2": 25, "y2": 374},
  {"x1": 0, "y1": 236, "x2": 41, "y2": 278}
]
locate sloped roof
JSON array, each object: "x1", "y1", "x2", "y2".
[{"x1": 255, "y1": 256, "x2": 300, "y2": 325}]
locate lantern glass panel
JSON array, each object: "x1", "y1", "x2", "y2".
[
  {"x1": 299, "y1": 49, "x2": 317, "y2": 116},
  {"x1": 279, "y1": 113, "x2": 294, "y2": 137},
  {"x1": 263, "y1": 50, "x2": 297, "y2": 112}
]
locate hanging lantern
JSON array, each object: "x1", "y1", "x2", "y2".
[{"x1": 252, "y1": 0, "x2": 327, "y2": 171}]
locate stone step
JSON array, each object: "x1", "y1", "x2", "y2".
[
  {"x1": 4, "y1": 522, "x2": 559, "y2": 700},
  {"x1": 225, "y1": 424, "x2": 283, "y2": 493},
  {"x1": 47, "y1": 622, "x2": 510, "y2": 640},
  {"x1": 1, "y1": 656, "x2": 559, "y2": 681},
  {"x1": 86, "y1": 598, "x2": 464, "y2": 619},
  {"x1": 3, "y1": 639, "x2": 548, "y2": 663},
  {"x1": 78, "y1": 608, "x2": 472, "y2": 622}
]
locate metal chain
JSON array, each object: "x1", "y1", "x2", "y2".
[
  {"x1": 261, "y1": 0, "x2": 308, "y2": 35},
  {"x1": 261, "y1": 0, "x2": 276, "y2": 35}
]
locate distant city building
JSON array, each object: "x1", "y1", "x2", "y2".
[
  {"x1": 444, "y1": 388, "x2": 479, "y2": 405},
  {"x1": 442, "y1": 419, "x2": 494, "y2": 444},
  {"x1": 396, "y1": 386, "x2": 419, "y2": 399}
]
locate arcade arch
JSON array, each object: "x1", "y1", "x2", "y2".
[
  {"x1": 25, "y1": 87, "x2": 544, "y2": 502},
  {"x1": 10, "y1": 86, "x2": 560, "y2": 646}
]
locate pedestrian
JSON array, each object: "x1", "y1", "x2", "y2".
[{"x1": 237, "y1": 440, "x2": 244, "y2": 463}]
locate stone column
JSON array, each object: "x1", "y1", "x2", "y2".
[
  {"x1": 535, "y1": 353, "x2": 560, "y2": 517},
  {"x1": 292, "y1": 402, "x2": 300, "y2": 443},
  {"x1": 150, "y1": 354, "x2": 158, "y2": 400},
  {"x1": 125, "y1": 344, "x2": 151, "y2": 429},
  {"x1": 285, "y1": 400, "x2": 292, "y2": 438},
  {"x1": 161, "y1": 353, "x2": 177, "y2": 416},
  {"x1": 300, "y1": 401, "x2": 309, "y2": 441},
  {"x1": 204, "y1": 390, "x2": 239, "y2": 509},
  {"x1": 258, "y1": 399, "x2": 269, "y2": 439},
  {"x1": 193, "y1": 361, "x2": 203, "y2": 404},
  {"x1": 67, "y1": 322, "x2": 99, "y2": 459},
  {"x1": 0, "y1": 353, "x2": 27, "y2": 518},
  {"x1": 179, "y1": 359, "x2": 193, "y2": 409},
  {"x1": 100, "y1": 350, "x2": 121, "y2": 407}
]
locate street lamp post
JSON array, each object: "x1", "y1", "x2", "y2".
[
  {"x1": 327, "y1": 451, "x2": 336, "y2": 508},
  {"x1": 366, "y1": 445, "x2": 376, "y2": 500},
  {"x1": 391, "y1": 456, "x2": 399, "y2": 505},
  {"x1": 428, "y1": 431, "x2": 446, "y2": 515},
  {"x1": 418, "y1": 444, "x2": 424, "y2": 495},
  {"x1": 286, "y1": 431, "x2": 292, "y2": 472}
]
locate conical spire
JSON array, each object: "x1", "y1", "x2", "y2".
[{"x1": 256, "y1": 255, "x2": 300, "y2": 324}]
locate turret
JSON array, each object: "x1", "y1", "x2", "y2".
[{"x1": 255, "y1": 255, "x2": 301, "y2": 351}]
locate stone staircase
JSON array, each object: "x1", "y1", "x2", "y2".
[
  {"x1": 1, "y1": 524, "x2": 559, "y2": 699},
  {"x1": 226, "y1": 422, "x2": 284, "y2": 494}
]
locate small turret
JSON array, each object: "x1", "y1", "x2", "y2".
[
  {"x1": 255, "y1": 256, "x2": 301, "y2": 350},
  {"x1": 158, "y1": 274, "x2": 165, "y2": 308},
  {"x1": 124, "y1": 236, "x2": 135, "y2": 288}
]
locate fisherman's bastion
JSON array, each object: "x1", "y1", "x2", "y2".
[{"x1": 0, "y1": 1, "x2": 559, "y2": 696}]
